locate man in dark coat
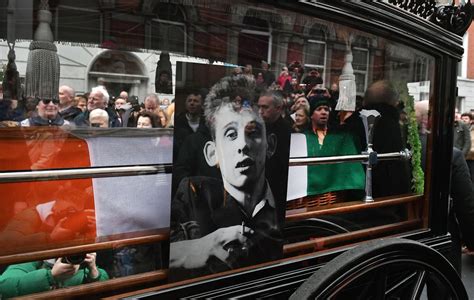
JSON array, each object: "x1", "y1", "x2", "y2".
[
  {"x1": 258, "y1": 89, "x2": 291, "y2": 224},
  {"x1": 20, "y1": 97, "x2": 69, "y2": 127},
  {"x1": 261, "y1": 61, "x2": 276, "y2": 88},
  {"x1": 58, "y1": 85, "x2": 82, "y2": 122},
  {"x1": 449, "y1": 147, "x2": 474, "y2": 273},
  {"x1": 362, "y1": 80, "x2": 411, "y2": 198},
  {"x1": 454, "y1": 118, "x2": 471, "y2": 158},
  {"x1": 172, "y1": 124, "x2": 220, "y2": 197},
  {"x1": 173, "y1": 92, "x2": 206, "y2": 159}
]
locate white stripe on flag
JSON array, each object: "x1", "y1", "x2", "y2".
[
  {"x1": 86, "y1": 134, "x2": 173, "y2": 236},
  {"x1": 286, "y1": 133, "x2": 308, "y2": 201}
]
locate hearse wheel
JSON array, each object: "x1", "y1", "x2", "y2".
[{"x1": 290, "y1": 238, "x2": 467, "y2": 300}]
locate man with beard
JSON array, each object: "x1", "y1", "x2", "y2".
[{"x1": 169, "y1": 76, "x2": 284, "y2": 281}]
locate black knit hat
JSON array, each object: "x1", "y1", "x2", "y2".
[{"x1": 309, "y1": 95, "x2": 330, "y2": 115}]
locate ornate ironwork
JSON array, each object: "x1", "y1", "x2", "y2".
[
  {"x1": 388, "y1": 0, "x2": 474, "y2": 36},
  {"x1": 430, "y1": 1, "x2": 474, "y2": 35},
  {"x1": 388, "y1": 0, "x2": 437, "y2": 18}
]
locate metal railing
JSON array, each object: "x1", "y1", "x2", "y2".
[
  {"x1": 0, "y1": 149, "x2": 411, "y2": 184},
  {"x1": 0, "y1": 164, "x2": 173, "y2": 183},
  {"x1": 289, "y1": 149, "x2": 412, "y2": 167}
]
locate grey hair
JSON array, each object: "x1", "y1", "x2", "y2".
[
  {"x1": 89, "y1": 108, "x2": 109, "y2": 121},
  {"x1": 145, "y1": 93, "x2": 160, "y2": 105},
  {"x1": 204, "y1": 75, "x2": 257, "y2": 137},
  {"x1": 259, "y1": 89, "x2": 284, "y2": 108},
  {"x1": 91, "y1": 86, "x2": 109, "y2": 104}
]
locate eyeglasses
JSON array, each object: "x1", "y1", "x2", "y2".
[{"x1": 40, "y1": 98, "x2": 60, "y2": 105}]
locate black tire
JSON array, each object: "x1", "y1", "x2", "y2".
[
  {"x1": 284, "y1": 218, "x2": 350, "y2": 244},
  {"x1": 290, "y1": 238, "x2": 468, "y2": 300}
]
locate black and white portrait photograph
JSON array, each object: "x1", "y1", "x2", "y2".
[{"x1": 169, "y1": 69, "x2": 290, "y2": 281}]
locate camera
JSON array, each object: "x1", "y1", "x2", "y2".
[
  {"x1": 314, "y1": 88, "x2": 326, "y2": 94},
  {"x1": 63, "y1": 254, "x2": 86, "y2": 265}
]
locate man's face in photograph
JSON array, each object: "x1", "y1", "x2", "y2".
[{"x1": 213, "y1": 103, "x2": 267, "y2": 191}]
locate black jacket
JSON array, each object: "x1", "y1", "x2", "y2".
[
  {"x1": 59, "y1": 106, "x2": 82, "y2": 122},
  {"x1": 454, "y1": 121, "x2": 471, "y2": 157},
  {"x1": 451, "y1": 147, "x2": 474, "y2": 250},
  {"x1": 265, "y1": 116, "x2": 292, "y2": 224},
  {"x1": 73, "y1": 108, "x2": 120, "y2": 128},
  {"x1": 173, "y1": 113, "x2": 206, "y2": 159},
  {"x1": 170, "y1": 176, "x2": 282, "y2": 280},
  {"x1": 448, "y1": 147, "x2": 474, "y2": 274},
  {"x1": 365, "y1": 103, "x2": 411, "y2": 198},
  {"x1": 172, "y1": 124, "x2": 221, "y2": 197}
]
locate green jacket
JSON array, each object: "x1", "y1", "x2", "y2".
[
  {"x1": 305, "y1": 129, "x2": 365, "y2": 195},
  {"x1": 0, "y1": 261, "x2": 108, "y2": 298}
]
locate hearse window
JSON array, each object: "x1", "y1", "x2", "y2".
[{"x1": 0, "y1": 0, "x2": 435, "y2": 296}]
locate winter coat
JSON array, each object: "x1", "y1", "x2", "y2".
[{"x1": 0, "y1": 261, "x2": 108, "y2": 298}]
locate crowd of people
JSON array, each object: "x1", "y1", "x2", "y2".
[
  {"x1": 1, "y1": 60, "x2": 474, "y2": 293},
  {"x1": 0, "y1": 85, "x2": 175, "y2": 130},
  {"x1": 455, "y1": 110, "x2": 474, "y2": 179}
]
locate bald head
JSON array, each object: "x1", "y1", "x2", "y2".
[
  {"x1": 119, "y1": 91, "x2": 129, "y2": 100},
  {"x1": 59, "y1": 85, "x2": 75, "y2": 109}
]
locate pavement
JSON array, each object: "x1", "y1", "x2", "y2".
[{"x1": 462, "y1": 254, "x2": 474, "y2": 298}]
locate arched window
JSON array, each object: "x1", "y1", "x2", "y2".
[{"x1": 88, "y1": 50, "x2": 148, "y2": 98}]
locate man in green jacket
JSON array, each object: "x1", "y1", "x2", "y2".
[{"x1": 0, "y1": 252, "x2": 108, "y2": 298}]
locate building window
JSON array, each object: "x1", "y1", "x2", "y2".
[
  {"x1": 352, "y1": 47, "x2": 369, "y2": 94},
  {"x1": 304, "y1": 24, "x2": 327, "y2": 79},
  {"x1": 456, "y1": 96, "x2": 465, "y2": 113},
  {"x1": 150, "y1": 20, "x2": 186, "y2": 53},
  {"x1": 238, "y1": 12, "x2": 271, "y2": 67},
  {"x1": 414, "y1": 56, "x2": 428, "y2": 82},
  {"x1": 109, "y1": 14, "x2": 145, "y2": 49},
  {"x1": 150, "y1": 4, "x2": 186, "y2": 53},
  {"x1": 55, "y1": 4, "x2": 101, "y2": 44}
]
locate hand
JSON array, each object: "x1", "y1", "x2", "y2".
[
  {"x1": 170, "y1": 225, "x2": 253, "y2": 270},
  {"x1": 84, "y1": 209, "x2": 96, "y2": 231},
  {"x1": 207, "y1": 225, "x2": 254, "y2": 266},
  {"x1": 49, "y1": 217, "x2": 76, "y2": 241},
  {"x1": 83, "y1": 252, "x2": 100, "y2": 279},
  {"x1": 338, "y1": 111, "x2": 353, "y2": 124},
  {"x1": 51, "y1": 258, "x2": 79, "y2": 281}
]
